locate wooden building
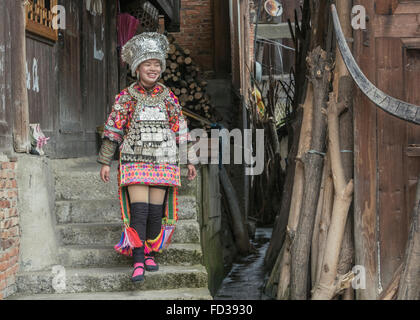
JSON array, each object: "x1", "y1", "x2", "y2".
[
  {"x1": 353, "y1": 0, "x2": 420, "y2": 299},
  {"x1": 0, "y1": 0, "x2": 181, "y2": 159}
]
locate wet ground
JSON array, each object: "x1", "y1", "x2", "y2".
[{"x1": 213, "y1": 228, "x2": 273, "y2": 300}]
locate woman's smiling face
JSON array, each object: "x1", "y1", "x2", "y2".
[{"x1": 137, "y1": 59, "x2": 162, "y2": 87}]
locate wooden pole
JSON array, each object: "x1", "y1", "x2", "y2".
[
  {"x1": 12, "y1": 0, "x2": 30, "y2": 153},
  {"x1": 397, "y1": 175, "x2": 420, "y2": 300},
  {"x1": 275, "y1": 83, "x2": 313, "y2": 300},
  {"x1": 333, "y1": 0, "x2": 355, "y2": 300},
  {"x1": 220, "y1": 165, "x2": 250, "y2": 255},
  {"x1": 312, "y1": 93, "x2": 354, "y2": 300},
  {"x1": 290, "y1": 47, "x2": 332, "y2": 299}
]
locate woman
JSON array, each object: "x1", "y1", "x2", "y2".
[{"x1": 97, "y1": 32, "x2": 197, "y2": 283}]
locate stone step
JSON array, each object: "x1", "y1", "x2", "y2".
[
  {"x1": 55, "y1": 196, "x2": 198, "y2": 224},
  {"x1": 15, "y1": 265, "x2": 208, "y2": 295},
  {"x1": 58, "y1": 243, "x2": 203, "y2": 268},
  {"x1": 57, "y1": 220, "x2": 200, "y2": 246},
  {"x1": 54, "y1": 162, "x2": 198, "y2": 201},
  {"x1": 7, "y1": 287, "x2": 213, "y2": 300}
]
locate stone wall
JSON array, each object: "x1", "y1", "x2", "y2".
[{"x1": 0, "y1": 153, "x2": 19, "y2": 300}]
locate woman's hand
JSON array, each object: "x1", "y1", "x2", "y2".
[
  {"x1": 187, "y1": 164, "x2": 197, "y2": 181},
  {"x1": 100, "y1": 165, "x2": 111, "y2": 183}
]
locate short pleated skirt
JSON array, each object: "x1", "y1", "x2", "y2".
[{"x1": 119, "y1": 162, "x2": 181, "y2": 188}]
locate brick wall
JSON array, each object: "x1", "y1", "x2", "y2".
[
  {"x1": 0, "y1": 158, "x2": 19, "y2": 300},
  {"x1": 169, "y1": 0, "x2": 214, "y2": 72}
]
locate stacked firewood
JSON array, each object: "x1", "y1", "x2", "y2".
[{"x1": 161, "y1": 34, "x2": 216, "y2": 129}]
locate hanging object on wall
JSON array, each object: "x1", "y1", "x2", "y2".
[
  {"x1": 264, "y1": 0, "x2": 283, "y2": 17},
  {"x1": 118, "y1": 13, "x2": 140, "y2": 48},
  {"x1": 29, "y1": 124, "x2": 50, "y2": 156},
  {"x1": 252, "y1": 86, "x2": 266, "y2": 119},
  {"x1": 86, "y1": 0, "x2": 103, "y2": 16},
  {"x1": 255, "y1": 61, "x2": 262, "y2": 82}
]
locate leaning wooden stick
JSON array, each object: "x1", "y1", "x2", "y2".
[
  {"x1": 312, "y1": 92, "x2": 354, "y2": 300},
  {"x1": 275, "y1": 83, "x2": 314, "y2": 300}
]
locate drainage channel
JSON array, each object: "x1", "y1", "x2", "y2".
[{"x1": 213, "y1": 228, "x2": 273, "y2": 300}]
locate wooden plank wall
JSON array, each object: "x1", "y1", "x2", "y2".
[
  {"x1": 25, "y1": 35, "x2": 58, "y2": 155},
  {"x1": 0, "y1": 1, "x2": 14, "y2": 153},
  {"x1": 353, "y1": 0, "x2": 379, "y2": 301},
  {"x1": 26, "y1": 0, "x2": 119, "y2": 158},
  {"x1": 354, "y1": 0, "x2": 420, "y2": 299}
]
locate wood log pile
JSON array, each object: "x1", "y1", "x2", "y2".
[
  {"x1": 263, "y1": 0, "x2": 356, "y2": 300},
  {"x1": 163, "y1": 35, "x2": 216, "y2": 127},
  {"x1": 262, "y1": 0, "x2": 420, "y2": 300}
]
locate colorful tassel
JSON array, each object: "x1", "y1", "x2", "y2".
[
  {"x1": 144, "y1": 224, "x2": 176, "y2": 254},
  {"x1": 114, "y1": 225, "x2": 143, "y2": 256}
]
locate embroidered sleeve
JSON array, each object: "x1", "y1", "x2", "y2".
[
  {"x1": 103, "y1": 91, "x2": 133, "y2": 144},
  {"x1": 98, "y1": 90, "x2": 135, "y2": 165},
  {"x1": 166, "y1": 91, "x2": 195, "y2": 165},
  {"x1": 97, "y1": 139, "x2": 117, "y2": 166},
  {"x1": 166, "y1": 91, "x2": 190, "y2": 144}
]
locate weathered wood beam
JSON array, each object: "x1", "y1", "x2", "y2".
[
  {"x1": 12, "y1": 0, "x2": 30, "y2": 153},
  {"x1": 255, "y1": 23, "x2": 295, "y2": 39}
]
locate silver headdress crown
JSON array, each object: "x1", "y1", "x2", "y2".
[{"x1": 121, "y1": 32, "x2": 169, "y2": 77}]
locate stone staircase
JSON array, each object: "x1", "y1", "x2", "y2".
[{"x1": 9, "y1": 157, "x2": 212, "y2": 300}]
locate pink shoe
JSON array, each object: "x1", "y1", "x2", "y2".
[
  {"x1": 144, "y1": 255, "x2": 159, "y2": 272},
  {"x1": 132, "y1": 263, "x2": 145, "y2": 283}
]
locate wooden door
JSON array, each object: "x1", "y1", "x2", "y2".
[
  {"x1": 354, "y1": 0, "x2": 420, "y2": 299},
  {"x1": 55, "y1": 0, "x2": 118, "y2": 158},
  {"x1": 56, "y1": 0, "x2": 84, "y2": 157},
  {"x1": 26, "y1": 35, "x2": 59, "y2": 155}
]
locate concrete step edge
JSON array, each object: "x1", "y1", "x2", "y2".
[{"x1": 7, "y1": 287, "x2": 213, "y2": 300}]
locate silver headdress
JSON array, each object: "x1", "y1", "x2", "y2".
[{"x1": 121, "y1": 32, "x2": 169, "y2": 77}]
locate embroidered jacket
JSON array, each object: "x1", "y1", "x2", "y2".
[{"x1": 98, "y1": 82, "x2": 190, "y2": 166}]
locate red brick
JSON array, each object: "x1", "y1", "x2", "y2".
[
  {"x1": 0, "y1": 200, "x2": 11, "y2": 208},
  {"x1": 0, "y1": 280, "x2": 6, "y2": 291},
  {"x1": 0, "y1": 262, "x2": 8, "y2": 272},
  {"x1": 5, "y1": 264, "x2": 18, "y2": 277},
  {"x1": 7, "y1": 227, "x2": 19, "y2": 237},
  {"x1": 0, "y1": 180, "x2": 6, "y2": 189},
  {"x1": 1, "y1": 163, "x2": 15, "y2": 170},
  {"x1": 1, "y1": 238, "x2": 15, "y2": 251},
  {"x1": 7, "y1": 190, "x2": 17, "y2": 198},
  {"x1": 8, "y1": 180, "x2": 17, "y2": 189},
  {"x1": 7, "y1": 247, "x2": 19, "y2": 259},
  {"x1": 7, "y1": 208, "x2": 18, "y2": 218},
  {"x1": 6, "y1": 171, "x2": 15, "y2": 180}
]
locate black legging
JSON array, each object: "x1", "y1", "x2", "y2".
[{"x1": 130, "y1": 186, "x2": 168, "y2": 263}]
